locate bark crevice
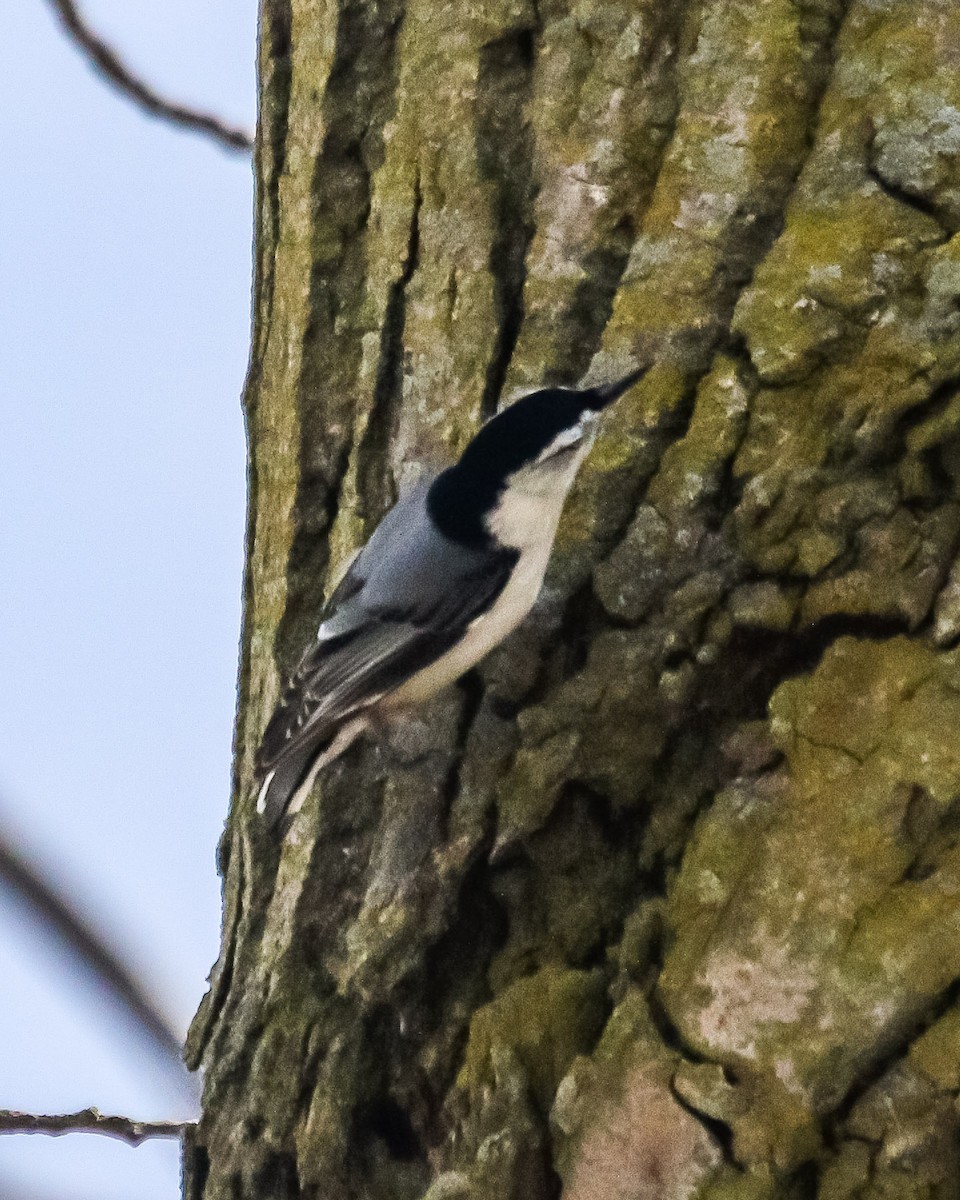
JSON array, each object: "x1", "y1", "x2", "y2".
[
  {"x1": 475, "y1": 26, "x2": 538, "y2": 414},
  {"x1": 186, "y1": 0, "x2": 960, "y2": 1195}
]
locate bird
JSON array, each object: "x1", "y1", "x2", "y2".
[{"x1": 254, "y1": 365, "x2": 648, "y2": 829}]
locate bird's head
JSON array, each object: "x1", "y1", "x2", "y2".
[{"x1": 427, "y1": 366, "x2": 648, "y2": 547}]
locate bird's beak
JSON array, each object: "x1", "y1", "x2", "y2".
[{"x1": 588, "y1": 364, "x2": 649, "y2": 410}]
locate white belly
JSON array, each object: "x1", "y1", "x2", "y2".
[{"x1": 384, "y1": 541, "x2": 552, "y2": 707}]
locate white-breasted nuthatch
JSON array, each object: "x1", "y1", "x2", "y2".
[{"x1": 255, "y1": 367, "x2": 647, "y2": 828}]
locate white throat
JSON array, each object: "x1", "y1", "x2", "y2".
[{"x1": 484, "y1": 438, "x2": 592, "y2": 550}]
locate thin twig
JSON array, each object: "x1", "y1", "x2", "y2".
[
  {"x1": 0, "y1": 1109, "x2": 192, "y2": 1147},
  {"x1": 0, "y1": 821, "x2": 188, "y2": 1076},
  {"x1": 44, "y1": 0, "x2": 253, "y2": 153}
]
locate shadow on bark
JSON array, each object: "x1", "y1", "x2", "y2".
[{"x1": 186, "y1": 0, "x2": 960, "y2": 1196}]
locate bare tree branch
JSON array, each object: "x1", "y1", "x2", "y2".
[
  {"x1": 0, "y1": 817, "x2": 189, "y2": 1081},
  {"x1": 0, "y1": 1108, "x2": 192, "y2": 1147},
  {"x1": 44, "y1": 0, "x2": 254, "y2": 153}
]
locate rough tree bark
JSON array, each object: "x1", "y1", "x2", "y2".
[{"x1": 184, "y1": 0, "x2": 960, "y2": 1196}]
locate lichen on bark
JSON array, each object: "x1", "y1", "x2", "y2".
[{"x1": 184, "y1": 0, "x2": 960, "y2": 1196}]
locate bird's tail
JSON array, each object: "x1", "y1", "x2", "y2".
[
  {"x1": 254, "y1": 716, "x2": 368, "y2": 833},
  {"x1": 255, "y1": 738, "x2": 324, "y2": 832}
]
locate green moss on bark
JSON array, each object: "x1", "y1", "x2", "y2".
[{"x1": 186, "y1": 0, "x2": 960, "y2": 1195}]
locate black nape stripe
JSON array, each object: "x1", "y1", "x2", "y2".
[
  {"x1": 426, "y1": 465, "x2": 497, "y2": 546},
  {"x1": 426, "y1": 387, "x2": 594, "y2": 545}
]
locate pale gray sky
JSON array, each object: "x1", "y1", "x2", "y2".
[{"x1": 0, "y1": 2, "x2": 256, "y2": 1196}]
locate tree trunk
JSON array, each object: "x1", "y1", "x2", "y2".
[{"x1": 183, "y1": 0, "x2": 960, "y2": 1196}]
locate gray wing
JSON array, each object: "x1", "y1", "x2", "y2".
[{"x1": 255, "y1": 485, "x2": 517, "y2": 775}]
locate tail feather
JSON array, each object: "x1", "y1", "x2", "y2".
[
  {"x1": 254, "y1": 715, "x2": 370, "y2": 832},
  {"x1": 255, "y1": 738, "x2": 322, "y2": 831}
]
